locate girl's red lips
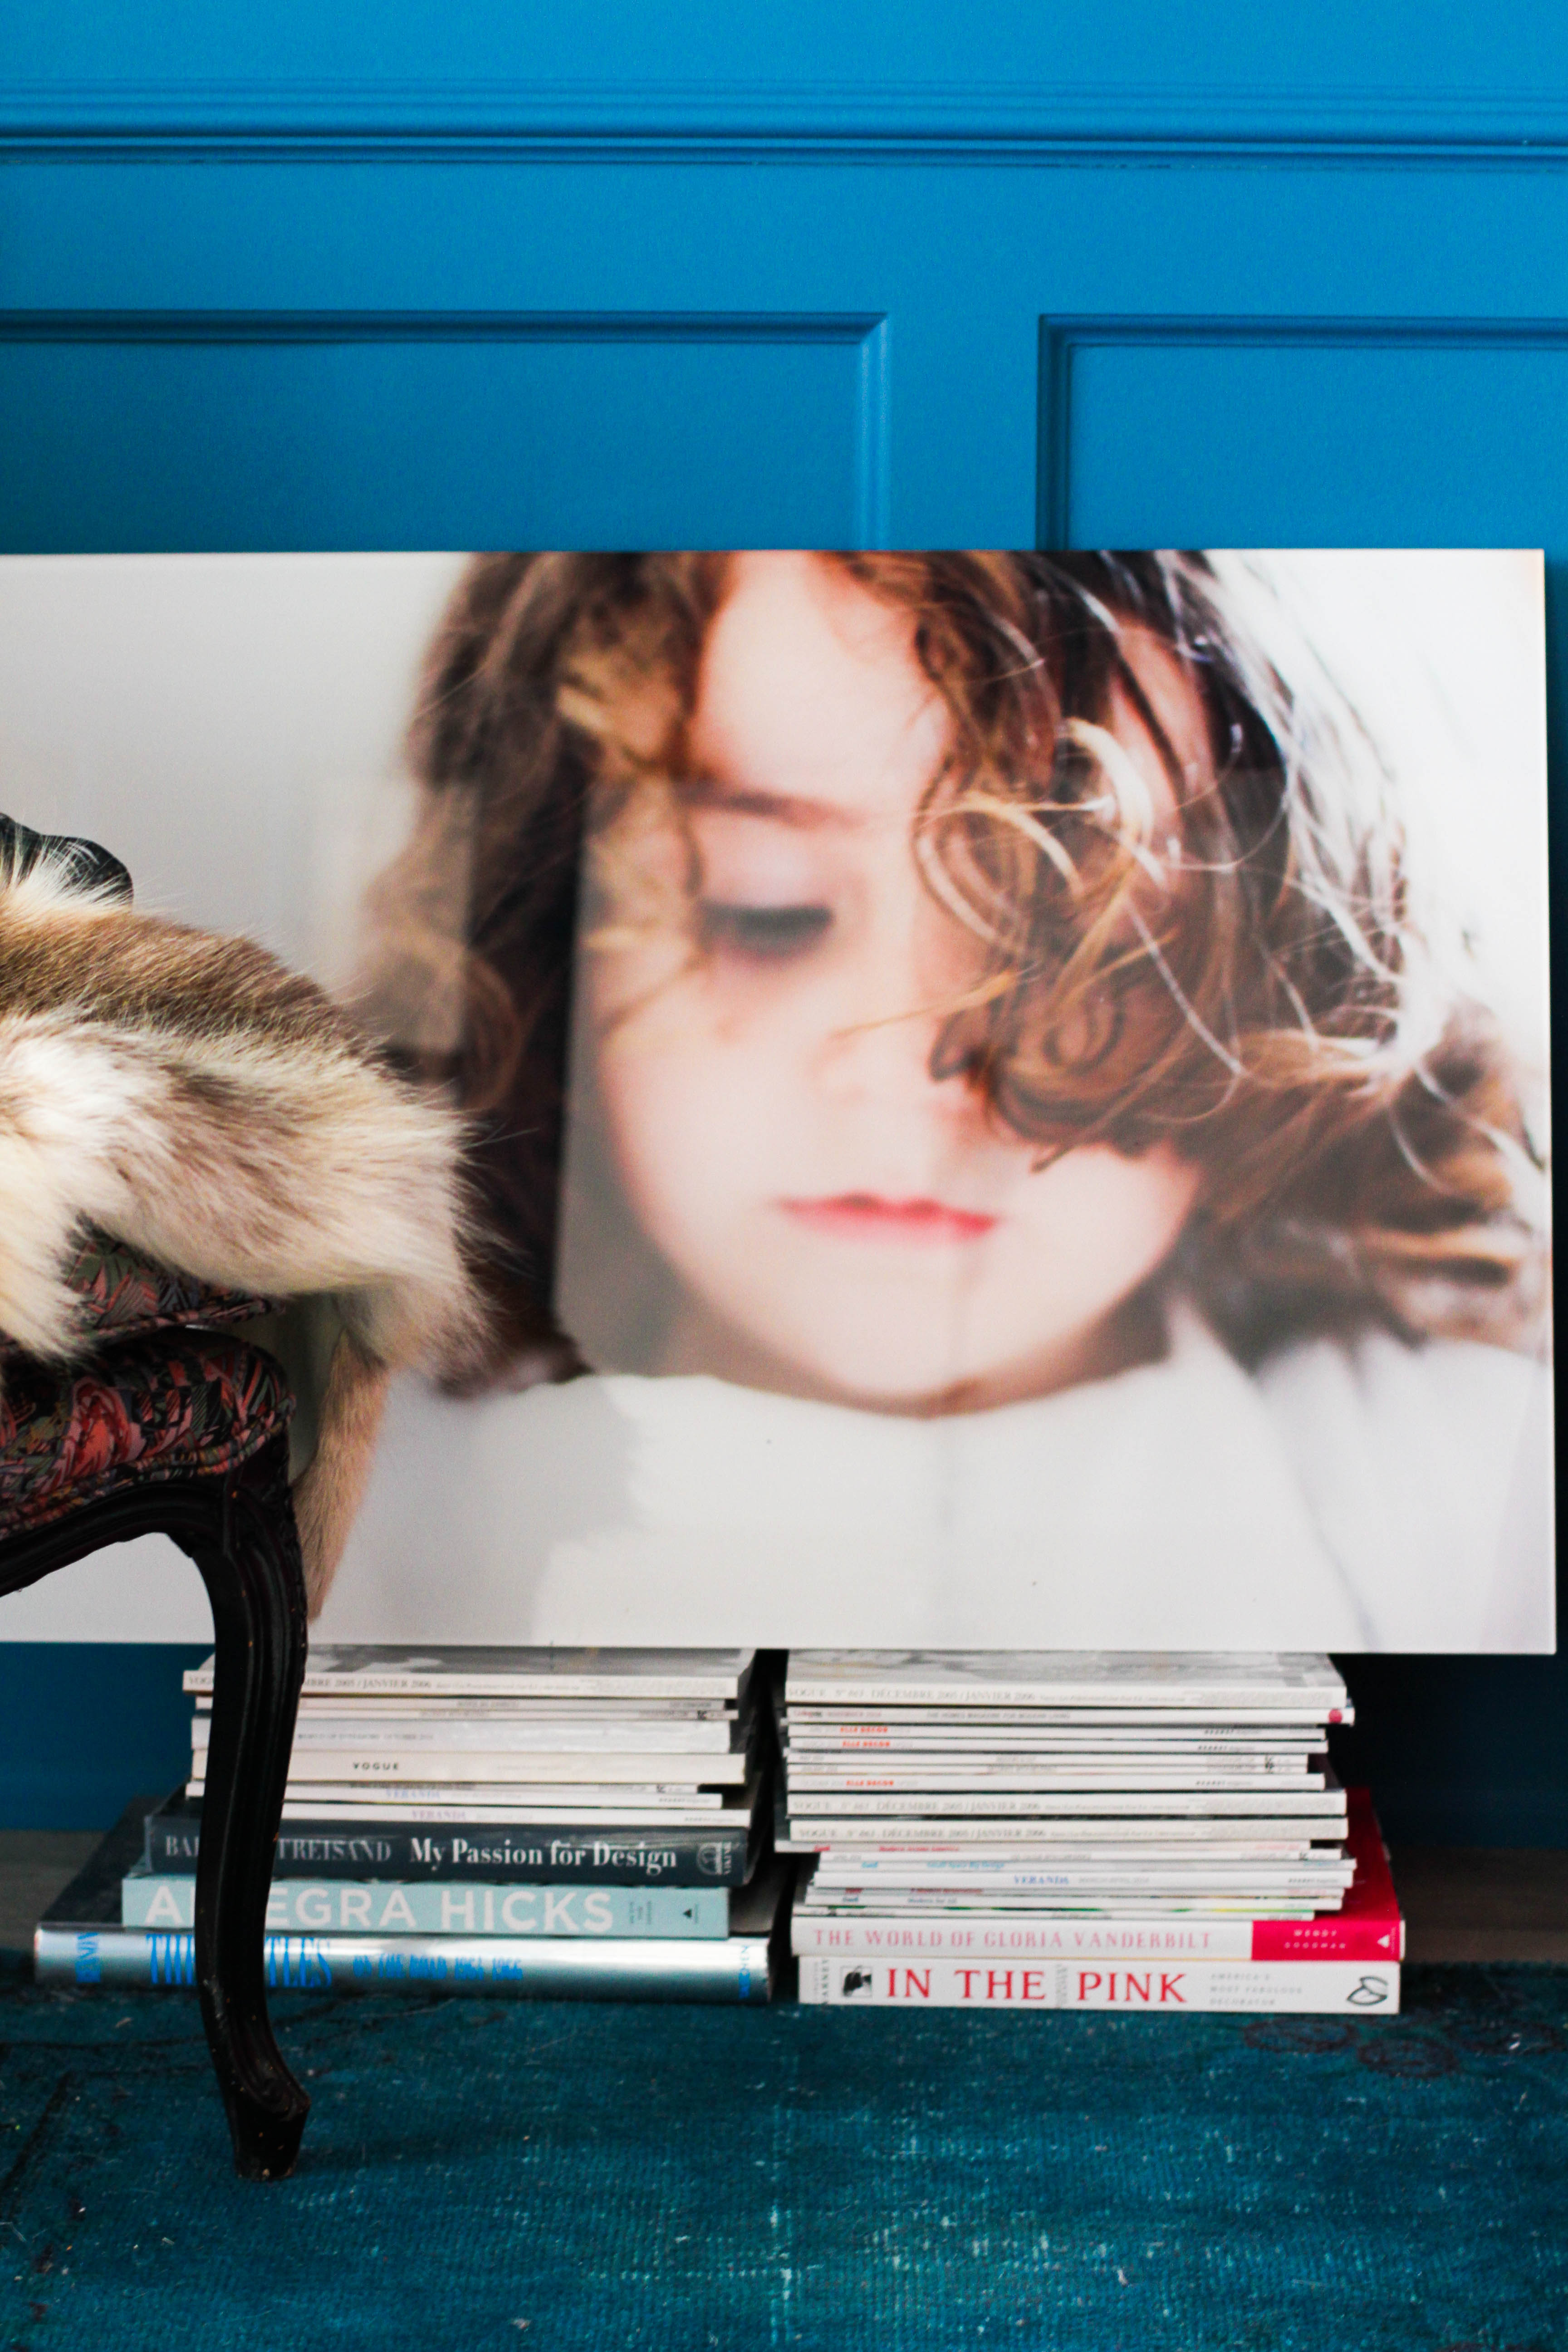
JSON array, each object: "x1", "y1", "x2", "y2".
[{"x1": 776, "y1": 1194, "x2": 999, "y2": 1243}]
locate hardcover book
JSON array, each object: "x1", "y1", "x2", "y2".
[
  {"x1": 123, "y1": 1873, "x2": 730, "y2": 1938},
  {"x1": 797, "y1": 1956, "x2": 1400, "y2": 2014}
]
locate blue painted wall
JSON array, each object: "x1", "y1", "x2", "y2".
[{"x1": 0, "y1": 5, "x2": 1561, "y2": 1838}]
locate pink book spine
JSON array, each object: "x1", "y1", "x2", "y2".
[
  {"x1": 1249, "y1": 1913, "x2": 1402, "y2": 1960},
  {"x1": 1246, "y1": 1786, "x2": 1402, "y2": 1960}
]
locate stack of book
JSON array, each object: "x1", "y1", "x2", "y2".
[
  {"x1": 781, "y1": 1651, "x2": 1402, "y2": 2014},
  {"x1": 37, "y1": 1646, "x2": 787, "y2": 2001}
]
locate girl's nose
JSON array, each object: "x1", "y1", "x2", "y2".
[
  {"x1": 808, "y1": 848, "x2": 993, "y2": 1118},
  {"x1": 814, "y1": 975, "x2": 988, "y2": 1120}
]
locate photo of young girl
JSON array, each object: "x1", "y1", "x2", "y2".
[
  {"x1": 0, "y1": 548, "x2": 1549, "y2": 1651},
  {"x1": 330, "y1": 549, "x2": 1551, "y2": 1652}
]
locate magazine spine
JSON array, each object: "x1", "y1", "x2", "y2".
[
  {"x1": 806, "y1": 1864, "x2": 1348, "y2": 1889},
  {"x1": 276, "y1": 1798, "x2": 737, "y2": 1824},
  {"x1": 784, "y1": 1680, "x2": 1347, "y2": 1711},
  {"x1": 797, "y1": 1955, "x2": 1399, "y2": 2013},
  {"x1": 123, "y1": 1877, "x2": 730, "y2": 1937},
  {"x1": 786, "y1": 1788, "x2": 1347, "y2": 1818},
  {"x1": 784, "y1": 1737, "x2": 1320, "y2": 1754},
  {"x1": 188, "y1": 1721, "x2": 743, "y2": 1759},
  {"x1": 185, "y1": 1670, "x2": 746, "y2": 1700},
  {"x1": 785, "y1": 1768, "x2": 1323, "y2": 1792},
  {"x1": 188, "y1": 1759, "x2": 746, "y2": 1790},
  {"x1": 786, "y1": 1707, "x2": 1350, "y2": 1727},
  {"x1": 778, "y1": 1823, "x2": 1339, "y2": 1848},
  {"x1": 37, "y1": 1927, "x2": 773, "y2": 2003},
  {"x1": 145, "y1": 1811, "x2": 752, "y2": 1886}
]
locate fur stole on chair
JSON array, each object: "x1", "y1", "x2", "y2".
[{"x1": 0, "y1": 822, "x2": 486, "y2": 1612}]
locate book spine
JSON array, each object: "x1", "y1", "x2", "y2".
[
  {"x1": 798, "y1": 1955, "x2": 1400, "y2": 2013},
  {"x1": 123, "y1": 1877, "x2": 730, "y2": 1937},
  {"x1": 792, "y1": 1914, "x2": 1400, "y2": 1961},
  {"x1": 37, "y1": 1928, "x2": 773, "y2": 2004},
  {"x1": 1250, "y1": 1917, "x2": 1405, "y2": 1961},
  {"x1": 146, "y1": 1815, "x2": 752, "y2": 1886}
]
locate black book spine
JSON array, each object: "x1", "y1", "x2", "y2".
[{"x1": 145, "y1": 1809, "x2": 752, "y2": 1888}]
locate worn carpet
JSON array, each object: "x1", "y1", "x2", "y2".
[{"x1": 0, "y1": 1962, "x2": 1563, "y2": 2351}]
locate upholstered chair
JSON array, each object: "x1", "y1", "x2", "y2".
[
  {"x1": 0, "y1": 812, "x2": 480, "y2": 2179},
  {"x1": 0, "y1": 1234, "x2": 310, "y2": 2179}
]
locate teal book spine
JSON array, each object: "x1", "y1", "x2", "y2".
[
  {"x1": 120, "y1": 1875, "x2": 728, "y2": 1937},
  {"x1": 36, "y1": 1927, "x2": 773, "y2": 2005}
]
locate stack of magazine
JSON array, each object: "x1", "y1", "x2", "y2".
[
  {"x1": 780, "y1": 1651, "x2": 1404, "y2": 2014},
  {"x1": 36, "y1": 1647, "x2": 787, "y2": 2003}
]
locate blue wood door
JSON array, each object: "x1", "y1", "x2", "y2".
[{"x1": 0, "y1": 2, "x2": 1563, "y2": 1836}]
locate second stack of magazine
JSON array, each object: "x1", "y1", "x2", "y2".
[
  {"x1": 74, "y1": 1647, "x2": 786, "y2": 2001},
  {"x1": 780, "y1": 1651, "x2": 1402, "y2": 2014}
]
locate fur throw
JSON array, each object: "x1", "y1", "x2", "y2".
[{"x1": 0, "y1": 817, "x2": 485, "y2": 1612}]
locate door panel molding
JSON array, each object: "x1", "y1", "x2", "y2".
[
  {"x1": 0, "y1": 310, "x2": 892, "y2": 550},
  {"x1": 6, "y1": 80, "x2": 1568, "y2": 165},
  {"x1": 1039, "y1": 315, "x2": 1568, "y2": 548}
]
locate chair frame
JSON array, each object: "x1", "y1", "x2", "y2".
[{"x1": 0, "y1": 1429, "x2": 310, "y2": 2179}]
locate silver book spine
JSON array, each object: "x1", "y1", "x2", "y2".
[{"x1": 34, "y1": 1928, "x2": 774, "y2": 2004}]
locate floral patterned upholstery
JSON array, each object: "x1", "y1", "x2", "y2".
[
  {"x1": 0, "y1": 1334, "x2": 294, "y2": 1538},
  {"x1": 0, "y1": 1231, "x2": 272, "y2": 1367}
]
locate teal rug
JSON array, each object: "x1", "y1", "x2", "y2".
[{"x1": 0, "y1": 1964, "x2": 1563, "y2": 2350}]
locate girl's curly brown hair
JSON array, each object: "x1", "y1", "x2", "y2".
[{"x1": 359, "y1": 550, "x2": 1548, "y2": 1383}]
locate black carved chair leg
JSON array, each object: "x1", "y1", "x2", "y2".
[
  {"x1": 176, "y1": 1434, "x2": 311, "y2": 2180},
  {"x1": 0, "y1": 1431, "x2": 310, "y2": 2177}
]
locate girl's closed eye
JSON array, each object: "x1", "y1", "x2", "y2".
[
  {"x1": 689, "y1": 805, "x2": 842, "y2": 964},
  {"x1": 699, "y1": 899, "x2": 833, "y2": 960}
]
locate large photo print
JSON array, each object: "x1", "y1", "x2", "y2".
[{"x1": 0, "y1": 551, "x2": 1552, "y2": 1649}]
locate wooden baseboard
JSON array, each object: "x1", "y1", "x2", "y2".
[
  {"x1": 1391, "y1": 1846, "x2": 1568, "y2": 1963},
  {"x1": 0, "y1": 1831, "x2": 100, "y2": 1951}
]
